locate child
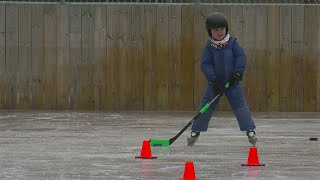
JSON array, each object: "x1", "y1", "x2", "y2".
[{"x1": 187, "y1": 12, "x2": 257, "y2": 146}]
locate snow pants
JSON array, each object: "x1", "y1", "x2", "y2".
[{"x1": 191, "y1": 82, "x2": 256, "y2": 132}]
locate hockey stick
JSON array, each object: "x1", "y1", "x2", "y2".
[{"x1": 149, "y1": 82, "x2": 230, "y2": 147}]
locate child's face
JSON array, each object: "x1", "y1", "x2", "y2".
[{"x1": 211, "y1": 27, "x2": 226, "y2": 40}]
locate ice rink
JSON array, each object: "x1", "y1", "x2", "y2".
[{"x1": 0, "y1": 110, "x2": 319, "y2": 179}]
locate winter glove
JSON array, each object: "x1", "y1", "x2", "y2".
[
  {"x1": 209, "y1": 79, "x2": 225, "y2": 95},
  {"x1": 229, "y1": 72, "x2": 243, "y2": 88}
]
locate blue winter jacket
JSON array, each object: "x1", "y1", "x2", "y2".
[{"x1": 200, "y1": 36, "x2": 246, "y2": 84}]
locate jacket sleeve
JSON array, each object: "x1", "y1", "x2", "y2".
[
  {"x1": 233, "y1": 40, "x2": 247, "y2": 74},
  {"x1": 200, "y1": 46, "x2": 216, "y2": 82}
]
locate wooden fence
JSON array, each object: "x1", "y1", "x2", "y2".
[{"x1": 0, "y1": 3, "x2": 319, "y2": 111}]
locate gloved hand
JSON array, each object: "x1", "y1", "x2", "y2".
[
  {"x1": 209, "y1": 79, "x2": 225, "y2": 95},
  {"x1": 229, "y1": 72, "x2": 243, "y2": 88}
]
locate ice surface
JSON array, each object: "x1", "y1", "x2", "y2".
[{"x1": 0, "y1": 111, "x2": 319, "y2": 179}]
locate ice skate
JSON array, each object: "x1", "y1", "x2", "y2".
[
  {"x1": 247, "y1": 130, "x2": 257, "y2": 146},
  {"x1": 187, "y1": 131, "x2": 200, "y2": 146}
]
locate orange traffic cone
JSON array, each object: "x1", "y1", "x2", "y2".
[
  {"x1": 241, "y1": 147, "x2": 265, "y2": 166},
  {"x1": 135, "y1": 140, "x2": 157, "y2": 159},
  {"x1": 180, "y1": 161, "x2": 197, "y2": 180}
]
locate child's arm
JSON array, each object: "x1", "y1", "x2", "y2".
[{"x1": 200, "y1": 46, "x2": 216, "y2": 82}]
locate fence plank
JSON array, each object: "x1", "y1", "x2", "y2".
[
  {"x1": 43, "y1": 5, "x2": 57, "y2": 109},
  {"x1": 93, "y1": 5, "x2": 107, "y2": 111},
  {"x1": 156, "y1": 5, "x2": 169, "y2": 110},
  {"x1": 0, "y1": 4, "x2": 5, "y2": 108},
  {"x1": 279, "y1": 6, "x2": 292, "y2": 112},
  {"x1": 316, "y1": 7, "x2": 320, "y2": 112},
  {"x1": 291, "y1": 6, "x2": 304, "y2": 111},
  {"x1": 80, "y1": 5, "x2": 95, "y2": 110},
  {"x1": 18, "y1": 4, "x2": 32, "y2": 109},
  {"x1": 5, "y1": 4, "x2": 19, "y2": 109},
  {"x1": 267, "y1": 6, "x2": 280, "y2": 111},
  {"x1": 118, "y1": 5, "x2": 132, "y2": 110},
  {"x1": 106, "y1": 5, "x2": 120, "y2": 110},
  {"x1": 193, "y1": 5, "x2": 207, "y2": 110},
  {"x1": 57, "y1": 4, "x2": 70, "y2": 110},
  {"x1": 303, "y1": 6, "x2": 317, "y2": 112},
  {"x1": 168, "y1": 5, "x2": 181, "y2": 110},
  {"x1": 242, "y1": 6, "x2": 256, "y2": 112},
  {"x1": 69, "y1": 6, "x2": 82, "y2": 110},
  {"x1": 254, "y1": 6, "x2": 267, "y2": 111},
  {"x1": 31, "y1": 5, "x2": 44, "y2": 109},
  {"x1": 230, "y1": 6, "x2": 243, "y2": 43},
  {"x1": 131, "y1": 5, "x2": 144, "y2": 110},
  {"x1": 181, "y1": 5, "x2": 194, "y2": 110},
  {"x1": 143, "y1": 5, "x2": 157, "y2": 110}
]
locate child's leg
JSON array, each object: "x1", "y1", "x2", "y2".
[
  {"x1": 226, "y1": 83, "x2": 257, "y2": 145},
  {"x1": 188, "y1": 85, "x2": 220, "y2": 146},
  {"x1": 191, "y1": 85, "x2": 220, "y2": 132},
  {"x1": 225, "y1": 83, "x2": 255, "y2": 131}
]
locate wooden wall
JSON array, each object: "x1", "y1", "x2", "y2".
[{"x1": 0, "y1": 3, "x2": 319, "y2": 112}]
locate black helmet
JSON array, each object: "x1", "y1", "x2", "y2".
[{"x1": 206, "y1": 12, "x2": 229, "y2": 38}]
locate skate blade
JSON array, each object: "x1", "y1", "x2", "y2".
[{"x1": 187, "y1": 137, "x2": 197, "y2": 146}]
